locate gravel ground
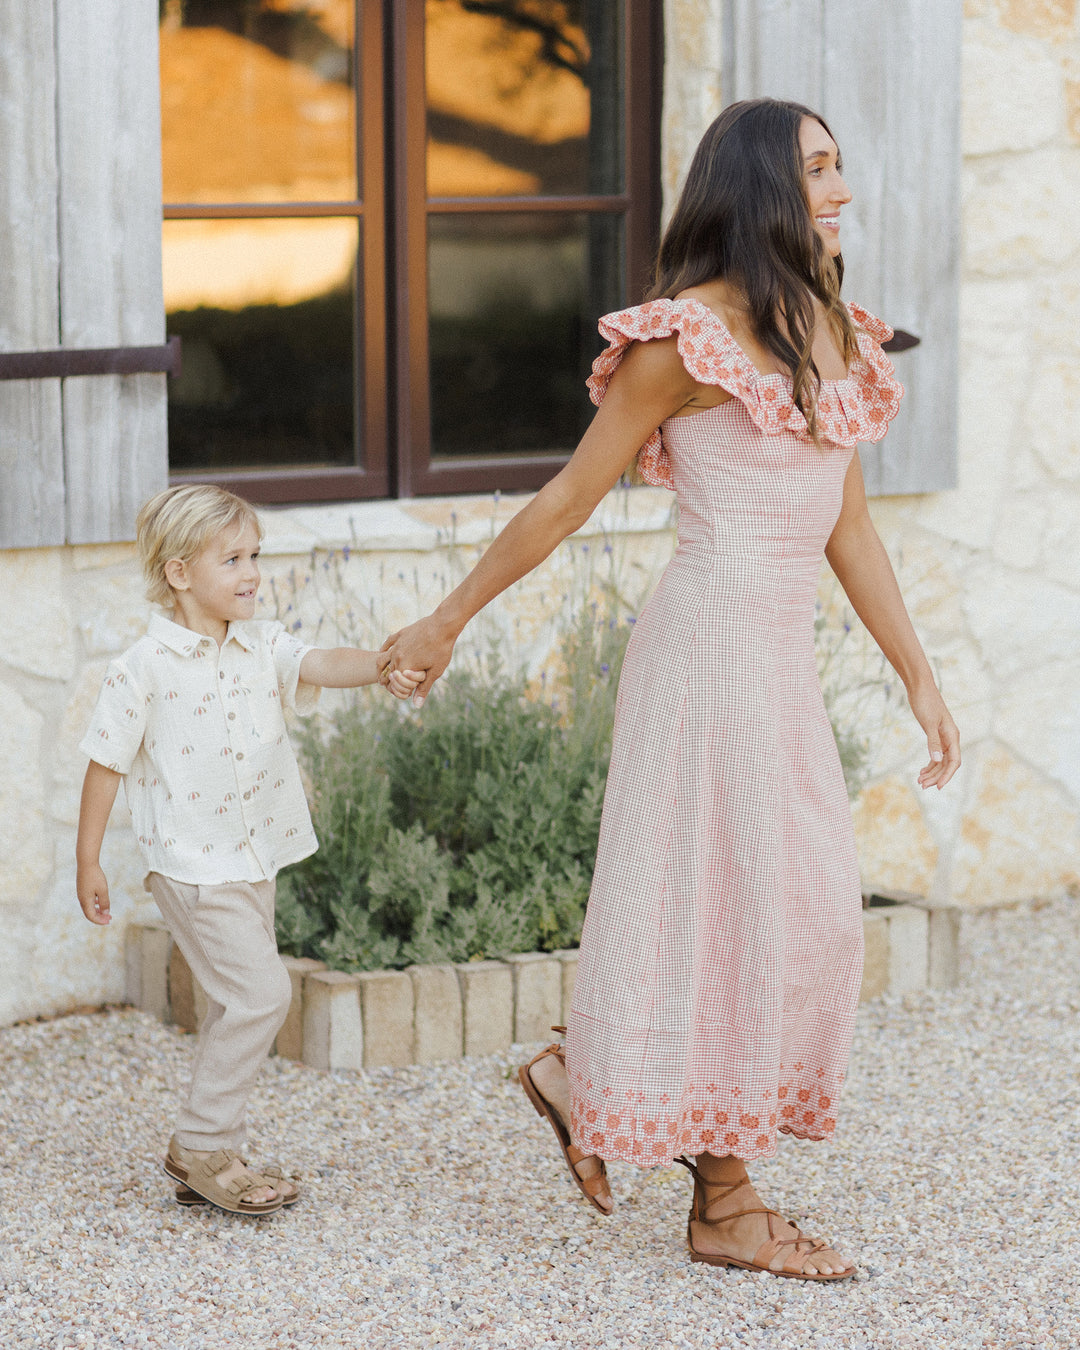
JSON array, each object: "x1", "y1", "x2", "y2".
[{"x1": 2, "y1": 898, "x2": 1078, "y2": 1350}]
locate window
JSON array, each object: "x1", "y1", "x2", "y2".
[{"x1": 160, "y1": 0, "x2": 661, "y2": 503}]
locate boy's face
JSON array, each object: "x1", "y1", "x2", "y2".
[{"x1": 172, "y1": 519, "x2": 262, "y2": 631}]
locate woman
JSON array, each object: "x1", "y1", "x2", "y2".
[{"x1": 382, "y1": 99, "x2": 960, "y2": 1281}]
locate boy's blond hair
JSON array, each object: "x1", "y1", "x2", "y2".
[{"x1": 136, "y1": 485, "x2": 262, "y2": 607}]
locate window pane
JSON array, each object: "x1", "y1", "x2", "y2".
[
  {"x1": 428, "y1": 212, "x2": 622, "y2": 458},
  {"x1": 164, "y1": 218, "x2": 358, "y2": 473},
  {"x1": 425, "y1": 0, "x2": 623, "y2": 197},
  {"x1": 160, "y1": 0, "x2": 356, "y2": 203}
]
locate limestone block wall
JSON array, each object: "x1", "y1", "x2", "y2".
[
  {"x1": 1, "y1": 1, "x2": 1077, "y2": 1025},
  {"x1": 856, "y1": 0, "x2": 1080, "y2": 904}
]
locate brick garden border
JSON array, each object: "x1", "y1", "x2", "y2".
[{"x1": 125, "y1": 892, "x2": 960, "y2": 1071}]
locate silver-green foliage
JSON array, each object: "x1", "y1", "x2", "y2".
[{"x1": 276, "y1": 606, "x2": 631, "y2": 970}]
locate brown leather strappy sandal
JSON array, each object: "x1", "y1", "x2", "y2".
[
  {"x1": 519, "y1": 1027, "x2": 612, "y2": 1215},
  {"x1": 674, "y1": 1156, "x2": 855, "y2": 1281}
]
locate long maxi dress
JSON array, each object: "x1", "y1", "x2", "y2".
[{"x1": 565, "y1": 298, "x2": 903, "y2": 1167}]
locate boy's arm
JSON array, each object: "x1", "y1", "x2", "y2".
[
  {"x1": 299, "y1": 647, "x2": 422, "y2": 697},
  {"x1": 75, "y1": 761, "x2": 122, "y2": 925}
]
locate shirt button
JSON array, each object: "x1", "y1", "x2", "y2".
[
  {"x1": 219, "y1": 671, "x2": 225, "y2": 679},
  {"x1": 235, "y1": 752, "x2": 244, "y2": 760},
  {"x1": 250, "y1": 828, "x2": 255, "y2": 837},
  {"x1": 243, "y1": 790, "x2": 251, "y2": 800},
  {"x1": 227, "y1": 711, "x2": 236, "y2": 720}
]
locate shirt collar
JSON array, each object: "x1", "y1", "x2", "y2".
[
  {"x1": 147, "y1": 612, "x2": 256, "y2": 656},
  {"x1": 225, "y1": 621, "x2": 257, "y2": 652}
]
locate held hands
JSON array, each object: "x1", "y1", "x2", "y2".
[
  {"x1": 379, "y1": 614, "x2": 457, "y2": 707},
  {"x1": 76, "y1": 863, "x2": 112, "y2": 925},
  {"x1": 375, "y1": 654, "x2": 426, "y2": 701},
  {"x1": 909, "y1": 682, "x2": 961, "y2": 791}
]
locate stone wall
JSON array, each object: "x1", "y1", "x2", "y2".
[
  {"x1": 855, "y1": 0, "x2": 1080, "y2": 904},
  {"x1": 661, "y1": 0, "x2": 1080, "y2": 907},
  {"x1": 1, "y1": 0, "x2": 1077, "y2": 1024}
]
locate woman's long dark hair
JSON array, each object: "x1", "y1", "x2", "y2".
[{"x1": 647, "y1": 99, "x2": 858, "y2": 442}]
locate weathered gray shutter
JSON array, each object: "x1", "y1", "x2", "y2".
[
  {"x1": 0, "y1": 3, "x2": 66, "y2": 547},
  {"x1": 722, "y1": 0, "x2": 961, "y2": 493},
  {"x1": 0, "y1": 0, "x2": 167, "y2": 547}
]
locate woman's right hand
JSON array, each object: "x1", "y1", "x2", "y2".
[
  {"x1": 908, "y1": 680, "x2": 961, "y2": 791},
  {"x1": 380, "y1": 613, "x2": 457, "y2": 706}
]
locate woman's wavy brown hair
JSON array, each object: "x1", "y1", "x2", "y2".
[{"x1": 647, "y1": 98, "x2": 859, "y2": 443}]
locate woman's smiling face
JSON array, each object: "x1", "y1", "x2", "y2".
[{"x1": 799, "y1": 116, "x2": 852, "y2": 259}]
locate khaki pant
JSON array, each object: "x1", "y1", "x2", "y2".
[{"x1": 146, "y1": 872, "x2": 292, "y2": 1151}]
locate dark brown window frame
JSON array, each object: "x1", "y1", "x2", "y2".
[{"x1": 164, "y1": 0, "x2": 661, "y2": 505}]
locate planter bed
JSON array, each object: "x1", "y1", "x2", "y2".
[{"x1": 125, "y1": 891, "x2": 959, "y2": 1071}]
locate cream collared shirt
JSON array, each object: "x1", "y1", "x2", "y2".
[{"x1": 80, "y1": 614, "x2": 320, "y2": 883}]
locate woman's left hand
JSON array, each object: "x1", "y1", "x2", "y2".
[
  {"x1": 380, "y1": 613, "x2": 458, "y2": 706},
  {"x1": 909, "y1": 682, "x2": 961, "y2": 790}
]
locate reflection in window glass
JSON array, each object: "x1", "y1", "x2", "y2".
[
  {"x1": 160, "y1": 0, "x2": 356, "y2": 203},
  {"x1": 164, "y1": 218, "x2": 358, "y2": 473},
  {"x1": 427, "y1": 212, "x2": 622, "y2": 457},
  {"x1": 425, "y1": 0, "x2": 623, "y2": 197}
]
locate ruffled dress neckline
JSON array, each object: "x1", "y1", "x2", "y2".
[{"x1": 586, "y1": 297, "x2": 904, "y2": 490}]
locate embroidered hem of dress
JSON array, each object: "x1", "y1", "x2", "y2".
[
  {"x1": 568, "y1": 1067, "x2": 845, "y2": 1168},
  {"x1": 565, "y1": 1118, "x2": 838, "y2": 1167}
]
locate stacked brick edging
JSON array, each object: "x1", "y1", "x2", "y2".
[
  {"x1": 126, "y1": 893, "x2": 959, "y2": 1071},
  {"x1": 126, "y1": 925, "x2": 580, "y2": 1070}
]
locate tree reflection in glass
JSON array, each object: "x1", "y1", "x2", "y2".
[
  {"x1": 426, "y1": 0, "x2": 622, "y2": 197},
  {"x1": 164, "y1": 218, "x2": 358, "y2": 473},
  {"x1": 425, "y1": 2, "x2": 625, "y2": 457},
  {"x1": 428, "y1": 213, "x2": 621, "y2": 457},
  {"x1": 160, "y1": 0, "x2": 357, "y2": 204}
]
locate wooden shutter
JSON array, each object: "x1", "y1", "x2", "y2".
[
  {"x1": 722, "y1": 0, "x2": 961, "y2": 493},
  {"x1": 0, "y1": 0, "x2": 167, "y2": 547},
  {"x1": 0, "y1": 3, "x2": 66, "y2": 547}
]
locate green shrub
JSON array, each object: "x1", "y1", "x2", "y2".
[{"x1": 276, "y1": 607, "x2": 632, "y2": 970}]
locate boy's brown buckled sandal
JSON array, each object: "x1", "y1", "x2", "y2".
[
  {"x1": 175, "y1": 1162, "x2": 300, "y2": 1208},
  {"x1": 163, "y1": 1138, "x2": 284, "y2": 1215}
]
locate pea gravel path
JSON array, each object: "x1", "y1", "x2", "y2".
[{"x1": 2, "y1": 898, "x2": 1078, "y2": 1350}]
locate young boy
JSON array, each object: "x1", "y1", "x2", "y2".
[{"x1": 76, "y1": 485, "x2": 421, "y2": 1215}]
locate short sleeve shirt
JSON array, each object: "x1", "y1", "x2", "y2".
[{"x1": 79, "y1": 614, "x2": 320, "y2": 883}]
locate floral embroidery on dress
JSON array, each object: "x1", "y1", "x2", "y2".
[
  {"x1": 586, "y1": 297, "x2": 904, "y2": 490},
  {"x1": 569, "y1": 1064, "x2": 843, "y2": 1165}
]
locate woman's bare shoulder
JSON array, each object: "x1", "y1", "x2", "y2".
[
  {"x1": 674, "y1": 280, "x2": 744, "y2": 329},
  {"x1": 610, "y1": 329, "x2": 697, "y2": 398}
]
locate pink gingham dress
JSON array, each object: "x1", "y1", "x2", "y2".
[{"x1": 565, "y1": 297, "x2": 903, "y2": 1165}]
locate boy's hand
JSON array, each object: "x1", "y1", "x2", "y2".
[
  {"x1": 379, "y1": 663, "x2": 426, "y2": 701},
  {"x1": 77, "y1": 863, "x2": 112, "y2": 925}
]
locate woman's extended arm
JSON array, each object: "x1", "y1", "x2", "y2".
[
  {"x1": 384, "y1": 337, "x2": 697, "y2": 701},
  {"x1": 825, "y1": 454, "x2": 960, "y2": 790}
]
